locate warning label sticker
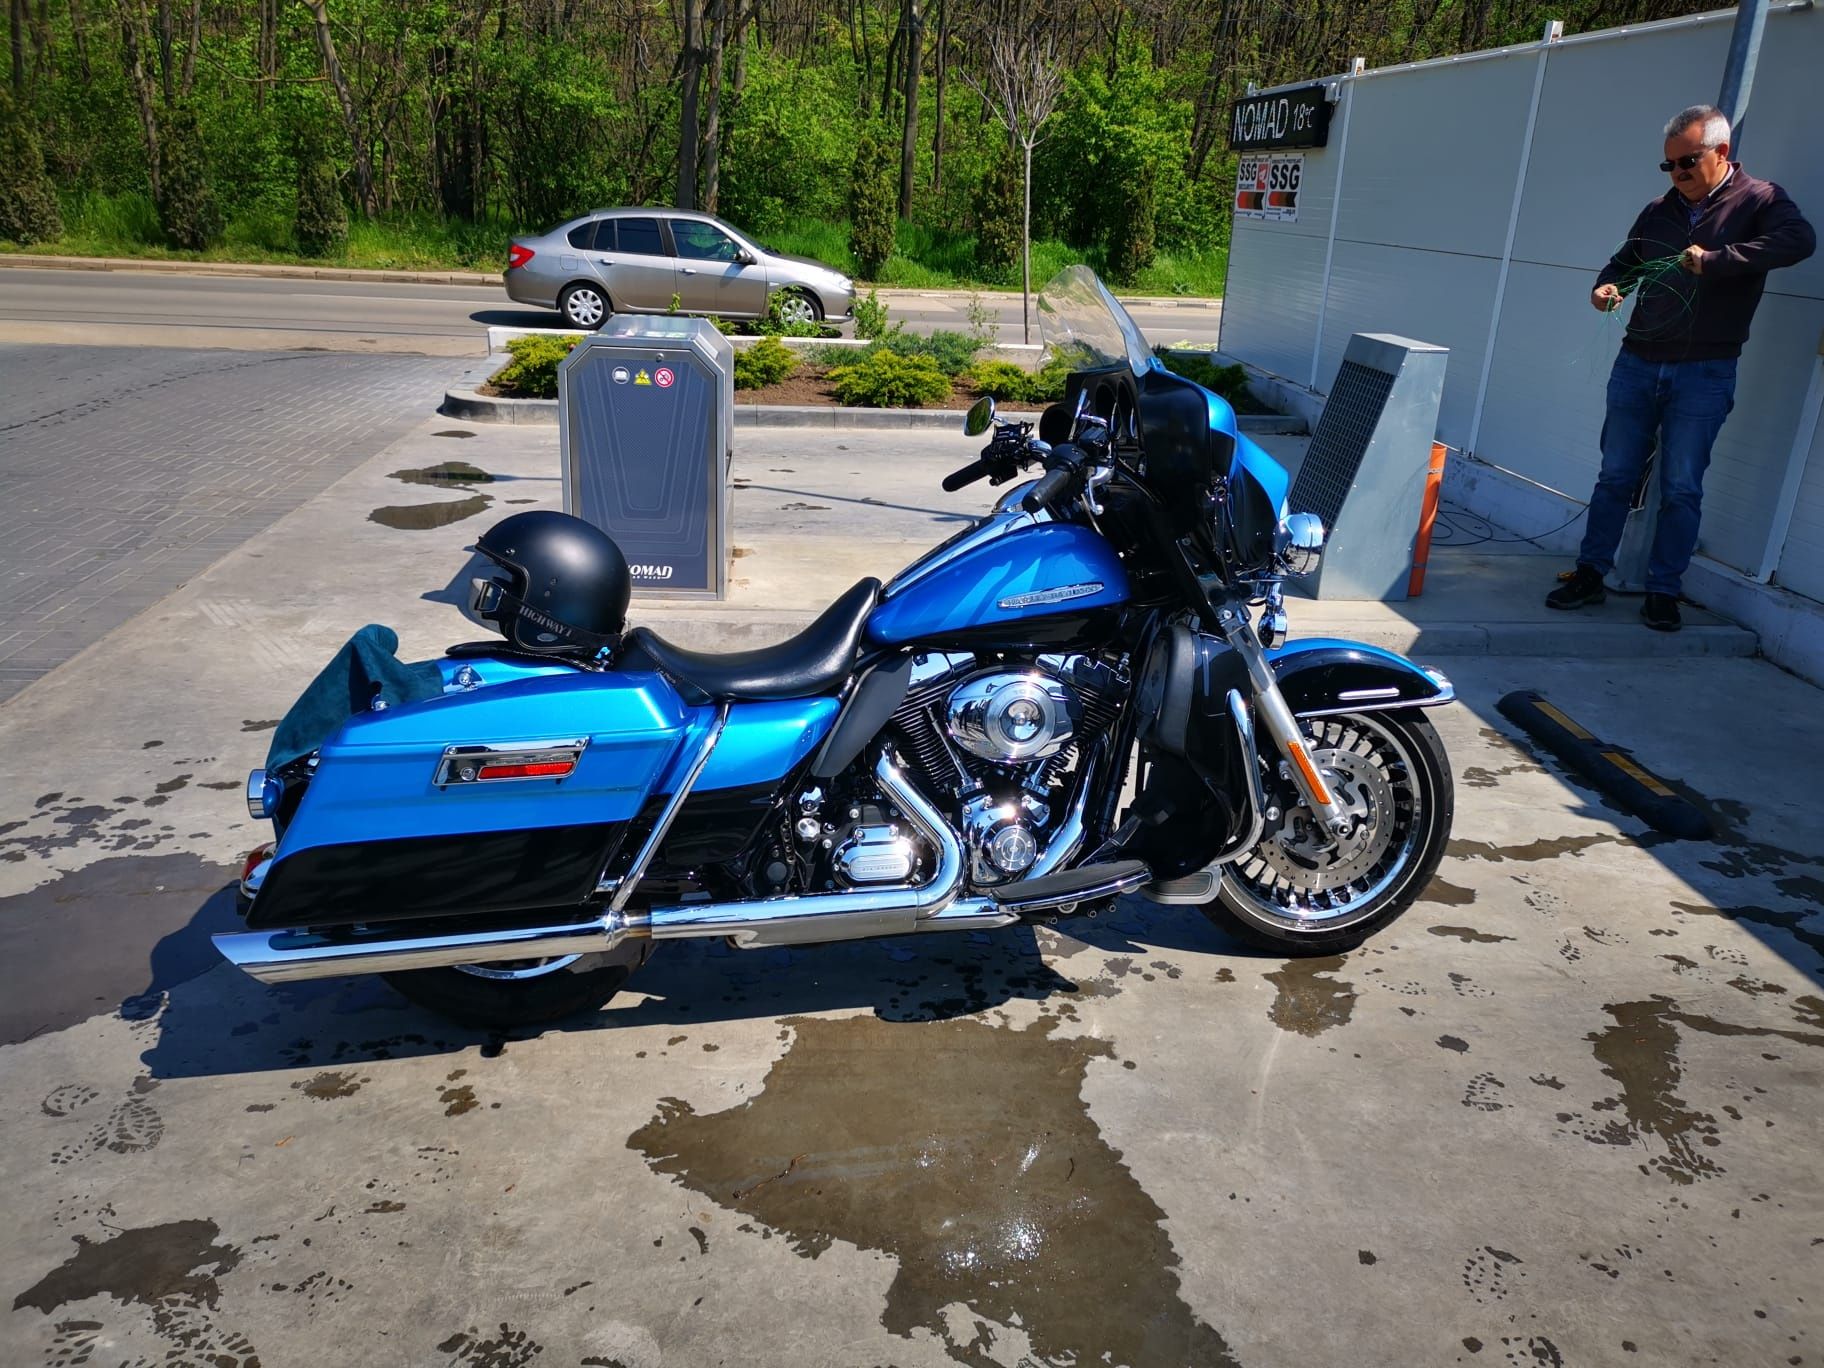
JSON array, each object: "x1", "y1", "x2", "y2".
[{"x1": 1235, "y1": 153, "x2": 1302, "y2": 223}]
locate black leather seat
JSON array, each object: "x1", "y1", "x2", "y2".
[{"x1": 618, "y1": 578, "x2": 881, "y2": 702}]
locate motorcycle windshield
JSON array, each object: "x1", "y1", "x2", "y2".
[{"x1": 1036, "y1": 265, "x2": 1154, "y2": 379}]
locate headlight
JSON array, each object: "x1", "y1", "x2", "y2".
[{"x1": 1277, "y1": 511, "x2": 1326, "y2": 575}]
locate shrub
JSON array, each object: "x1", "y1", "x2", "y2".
[
  {"x1": 967, "y1": 356, "x2": 1072, "y2": 406},
  {"x1": 292, "y1": 125, "x2": 347, "y2": 258},
  {"x1": 491, "y1": 333, "x2": 582, "y2": 398},
  {"x1": 851, "y1": 288, "x2": 889, "y2": 341},
  {"x1": 829, "y1": 349, "x2": 952, "y2": 408},
  {"x1": 0, "y1": 92, "x2": 63, "y2": 244},
  {"x1": 847, "y1": 122, "x2": 897, "y2": 279},
  {"x1": 1156, "y1": 349, "x2": 1251, "y2": 408},
  {"x1": 156, "y1": 105, "x2": 224, "y2": 250},
  {"x1": 884, "y1": 328, "x2": 980, "y2": 377},
  {"x1": 734, "y1": 336, "x2": 798, "y2": 390}
]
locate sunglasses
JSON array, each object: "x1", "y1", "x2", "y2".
[{"x1": 1659, "y1": 151, "x2": 1711, "y2": 173}]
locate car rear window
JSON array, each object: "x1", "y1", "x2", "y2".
[
  {"x1": 614, "y1": 217, "x2": 664, "y2": 256},
  {"x1": 567, "y1": 221, "x2": 605, "y2": 250}
]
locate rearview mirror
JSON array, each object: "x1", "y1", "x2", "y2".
[
  {"x1": 735, "y1": 249, "x2": 755, "y2": 266},
  {"x1": 963, "y1": 395, "x2": 996, "y2": 436}
]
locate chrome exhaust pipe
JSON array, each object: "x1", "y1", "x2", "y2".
[
  {"x1": 650, "y1": 748, "x2": 984, "y2": 947},
  {"x1": 214, "y1": 911, "x2": 645, "y2": 985}
]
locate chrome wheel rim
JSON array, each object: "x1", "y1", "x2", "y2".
[
  {"x1": 1222, "y1": 713, "x2": 1425, "y2": 933},
  {"x1": 454, "y1": 955, "x2": 581, "y2": 981},
  {"x1": 565, "y1": 289, "x2": 605, "y2": 327},
  {"x1": 776, "y1": 293, "x2": 816, "y2": 326}
]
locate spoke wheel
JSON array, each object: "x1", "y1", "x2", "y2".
[
  {"x1": 1203, "y1": 709, "x2": 1454, "y2": 953},
  {"x1": 453, "y1": 955, "x2": 581, "y2": 981}
]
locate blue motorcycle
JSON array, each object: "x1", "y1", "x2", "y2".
[{"x1": 215, "y1": 268, "x2": 1456, "y2": 1026}]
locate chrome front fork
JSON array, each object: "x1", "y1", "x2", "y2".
[{"x1": 1214, "y1": 603, "x2": 1352, "y2": 837}]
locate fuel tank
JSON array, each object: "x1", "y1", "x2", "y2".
[{"x1": 867, "y1": 518, "x2": 1129, "y2": 649}]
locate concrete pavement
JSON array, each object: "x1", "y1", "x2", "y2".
[{"x1": 1, "y1": 410, "x2": 1820, "y2": 1366}]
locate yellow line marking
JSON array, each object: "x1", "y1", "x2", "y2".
[
  {"x1": 1602, "y1": 750, "x2": 1677, "y2": 798},
  {"x1": 1534, "y1": 700, "x2": 1596, "y2": 741}
]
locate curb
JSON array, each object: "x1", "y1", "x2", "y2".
[
  {"x1": 440, "y1": 387, "x2": 1307, "y2": 434},
  {"x1": 0, "y1": 252, "x2": 500, "y2": 288}
]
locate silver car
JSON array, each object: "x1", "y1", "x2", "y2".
[{"x1": 504, "y1": 209, "x2": 855, "y2": 331}]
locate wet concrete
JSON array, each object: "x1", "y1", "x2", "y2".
[
  {"x1": 1263, "y1": 956, "x2": 1358, "y2": 1036},
  {"x1": 628, "y1": 1014, "x2": 1237, "y2": 1367}
]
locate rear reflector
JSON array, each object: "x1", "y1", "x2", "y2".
[
  {"x1": 507, "y1": 243, "x2": 535, "y2": 270},
  {"x1": 476, "y1": 760, "x2": 575, "y2": 781}
]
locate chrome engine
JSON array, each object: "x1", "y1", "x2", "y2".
[{"x1": 887, "y1": 651, "x2": 1126, "y2": 887}]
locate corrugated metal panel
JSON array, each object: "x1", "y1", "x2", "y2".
[
  {"x1": 1220, "y1": 228, "x2": 1333, "y2": 382},
  {"x1": 1337, "y1": 55, "x2": 1537, "y2": 258},
  {"x1": 1776, "y1": 382, "x2": 1824, "y2": 600},
  {"x1": 1312, "y1": 242, "x2": 1500, "y2": 445}
]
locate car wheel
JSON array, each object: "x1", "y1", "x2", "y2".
[
  {"x1": 559, "y1": 283, "x2": 609, "y2": 330},
  {"x1": 775, "y1": 290, "x2": 821, "y2": 328}
]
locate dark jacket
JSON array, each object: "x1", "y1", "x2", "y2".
[{"x1": 1597, "y1": 167, "x2": 1815, "y2": 362}]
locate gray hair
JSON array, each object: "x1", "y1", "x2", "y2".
[{"x1": 1665, "y1": 104, "x2": 1730, "y2": 147}]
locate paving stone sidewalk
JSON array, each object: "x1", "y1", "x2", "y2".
[{"x1": 0, "y1": 344, "x2": 467, "y2": 702}]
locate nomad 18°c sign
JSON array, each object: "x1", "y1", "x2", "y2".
[{"x1": 1228, "y1": 84, "x2": 1331, "y2": 151}]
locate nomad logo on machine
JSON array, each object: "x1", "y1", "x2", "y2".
[
  {"x1": 629, "y1": 564, "x2": 675, "y2": 581},
  {"x1": 997, "y1": 582, "x2": 1104, "y2": 610}
]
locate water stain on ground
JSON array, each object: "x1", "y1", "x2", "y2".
[
  {"x1": 1580, "y1": 995, "x2": 1824, "y2": 1185},
  {"x1": 1670, "y1": 899, "x2": 1824, "y2": 963},
  {"x1": 1421, "y1": 877, "x2": 1476, "y2": 906},
  {"x1": 390, "y1": 460, "x2": 495, "y2": 490},
  {"x1": 369, "y1": 493, "x2": 493, "y2": 531},
  {"x1": 294, "y1": 1070, "x2": 364, "y2": 1100},
  {"x1": 1428, "y1": 925, "x2": 1513, "y2": 944},
  {"x1": 1448, "y1": 833, "x2": 1634, "y2": 864},
  {"x1": 627, "y1": 1013, "x2": 1237, "y2": 1367},
  {"x1": 1263, "y1": 956, "x2": 1357, "y2": 1037}
]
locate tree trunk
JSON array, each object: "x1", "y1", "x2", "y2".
[
  {"x1": 701, "y1": 0, "x2": 726, "y2": 213},
  {"x1": 68, "y1": 0, "x2": 91, "y2": 82},
  {"x1": 729, "y1": 0, "x2": 751, "y2": 104},
  {"x1": 301, "y1": 0, "x2": 377, "y2": 215},
  {"x1": 897, "y1": 0, "x2": 921, "y2": 219},
  {"x1": 930, "y1": 0, "x2": 946, "y2": 194},
  {"x1": 677, "y1": 0, "x2": 701, "y2": 209},
  {"x1": 880, "y1": 3, "x2": 900, "y2": 117},
  {"x1": 1021, "y1": 139, "x2": 1032, "y2": 344},
  {"x1": 9, "y1": 0, "x2": 24, "y2": 95},
  {"x1": 115, "y1": 0, "x2": 161, "y2": 200}
]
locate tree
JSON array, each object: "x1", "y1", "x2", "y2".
[
  {"x1": 1105, "y1": 160, "x2": 1156, "y2": 283},
  {"x1": 677, "y1": 0, "x2": 703, "y2": 208},
  {"x1": 897, "y1": 0, "x2": 923, "y2": 218},
  {"x1": 962, "y1": 4, "x2": 1065, "y2": 343},
  {"x1": 293, "y1": 116, "x2": 346, "y2": 257},
  {"x1": 0, "y1": 89, "x2": 62, "y2": 243},
  {"x1": 155, "y1": 102, "x2": 221, "y2": 248},
  {"x1": 972, "y1": 143, "x2": 1021, "y2": 281},
  {"x1": 300, "y1": 0, "x2": 375, "y2": 218},
  {"x1": 848, "y1": 120, "x2": 897, "y2": 279}
]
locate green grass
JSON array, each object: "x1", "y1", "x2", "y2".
[{"x1": 4, "y1": 191, "x2": 1227, "y2": 296}]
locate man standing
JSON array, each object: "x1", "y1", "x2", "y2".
[{"x1": 1546, "y1": 104, "x2": 1814, "y2": 630}]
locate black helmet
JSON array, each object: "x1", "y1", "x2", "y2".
[{"x1": 470, "y1": 511, "x2": 631, "y2": 659}]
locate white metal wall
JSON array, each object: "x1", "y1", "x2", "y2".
[{"x1": 1220, "y1": 3, "x2": 1824, "y2": 598}]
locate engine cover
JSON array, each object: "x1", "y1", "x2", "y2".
[
  {"x1": 945, "y1": 670, "x2": 1075, "y2": 765},
  {"x1": 834, "y1": 824, "x2": 922, "y2": 885}
]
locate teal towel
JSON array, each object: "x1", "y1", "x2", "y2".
[{"x1": 267, "y1": 624, "x2": 444, "y2": 770}]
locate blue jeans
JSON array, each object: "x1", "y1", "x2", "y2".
[{"x1": 1577, "y1": 349, "x2": 1736, "y2": 596}]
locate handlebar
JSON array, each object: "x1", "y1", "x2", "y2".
[
  {"x1": 1021, "y1": 464, "x2": 1076, "y2": 513},
  {"x1": 941, "y1": 458, "x2": 993, "y2": 493}
]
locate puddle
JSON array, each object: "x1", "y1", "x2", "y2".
[
  {"x1": 1671, "y1": 899, "x2": 1824, "y2": 962},
  {"x1": 1262, "y1": 956, "x2": 1356, "y2": 1036},
  {"x1": 1428, "y1": 925, "x2": 1513, "y2": 944},
  {"x1": 627, "y1": 1014, "x2": 1236, "y2": 1366},
  {"x1": 1448, "y1": 833, "x2": 1636, "y2": 863},
  {"x1": 368, "y1": 494, "x2": 493, "y2": 531},
  {"x1": 389, "y1": 460, "x2": 495, "y2": 490},
  {"x1": 1421, "y1": 877, "x2": 1476, "y2": 906}
]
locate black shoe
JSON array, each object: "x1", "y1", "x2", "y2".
[
  {"x1": 1546, "y1": 564, "x2": 1606, "y2": 610},
  {"x1": 1641, "y1": 593, "x2": 1682, "y2": 632}
]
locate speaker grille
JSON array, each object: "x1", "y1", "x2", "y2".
[{"x1": 1288, "y1": 360, "x2": 1396, "y2": 527}]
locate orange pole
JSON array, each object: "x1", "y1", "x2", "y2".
[{"x1": 1408, "y1": 441, "x2": 1448, "y2": 597}]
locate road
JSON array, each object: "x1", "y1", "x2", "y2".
[{"x1": 0, "y1": 266, "x2": 1223, "y2": 354}]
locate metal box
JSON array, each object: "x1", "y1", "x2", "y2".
[
  {"x1": 559, "y1": 316, "x2": 735, "y2": 599},
  {"x1": 1289, "y1": 332, "x2": 1448, "y2": 600}
]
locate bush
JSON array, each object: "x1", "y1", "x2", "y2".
[
  {"x1": 734, "y1": 336, "x2": 798, "y2": 390},
  {"x1": 491, "y1": 333, "x2": 582, "y2": 398},
  {"x1": 966, "y1": 356, "x2": 1072, "y2": 406},
  {"x1": 1156, "y1": 349, "x2": 1251, "y2": 408},
  {"x1": 292, "y1": 125, "x2": 347, "y2": 258},
  {"x1": 0, "y1": 92, "x2": 63, "y2": 244},
  {"x1": 829, "y1": 349, "x2": 952, "y2": 408},
  {"x1": 847, "y1": 122, "x2": 897, "y2": 279},
  {"x1": 156, "y1": 105, "x2": 224, "y2": 250},
  {"x1": 851, "y1": 288, "x2": 889, "y2": 340},
  {"x1": 860, "y1": 327, "x2": 979, "y2": 377}
]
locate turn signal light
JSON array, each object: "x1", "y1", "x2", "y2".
[
  {"x1": 476, "y1": 760, "x2": 575, "y2": 781},
  {"x1": 507, "y1": 243, "x2": 535, "y2": 270}
]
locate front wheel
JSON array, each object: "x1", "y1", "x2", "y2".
[{"x1": 1201, "y1": 709, "x2": 1454, "y2": 955}]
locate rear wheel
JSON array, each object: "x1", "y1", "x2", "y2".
[
  {"x1": 1201, "y1": 709, "x2": 1453, "y2": 955},
  {"x1": 559, "y1": 282, "x2": 610, "y2": 330},
  {"x1": 384, "y1": 951, "x2": 637, "y2": 1028}
]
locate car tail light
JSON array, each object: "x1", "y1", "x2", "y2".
[{"x1": 507, "y1": 243, "x2": 535, "y2": 270}]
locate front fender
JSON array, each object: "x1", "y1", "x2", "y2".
[{"x1": 1268, "y1": 638, "x2": 1454, "y2": 717}]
